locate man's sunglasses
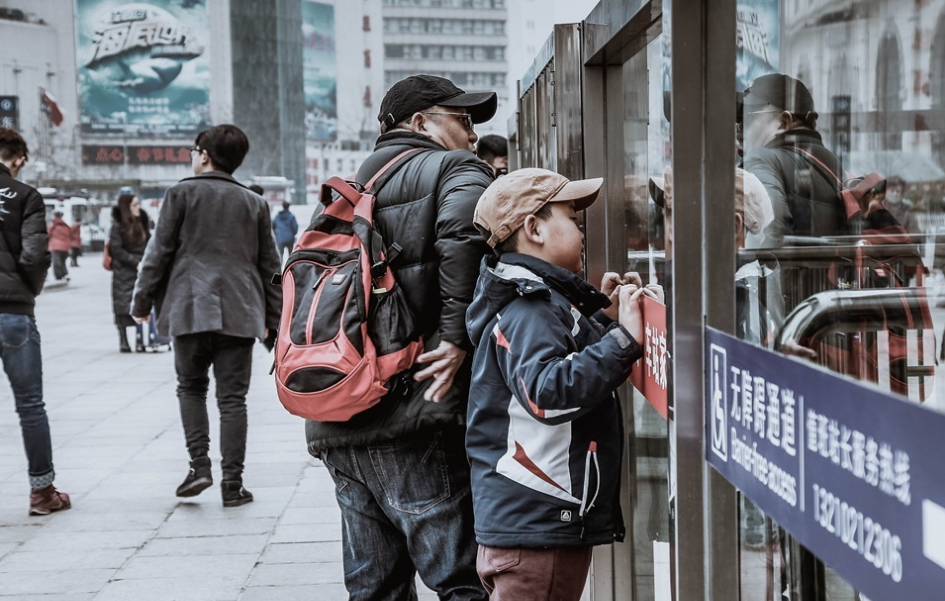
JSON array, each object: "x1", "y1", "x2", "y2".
[{"x1": 421, "y1": 111, "x2": 474, "y2": 131}]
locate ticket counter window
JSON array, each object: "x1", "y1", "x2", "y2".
[{"x1": 735, "y1": 1, "x2": 945, "y2": 599}]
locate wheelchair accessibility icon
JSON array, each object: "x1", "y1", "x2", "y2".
[{"x1": 709, "y1": 344, "x2": 728, "y2": 462}]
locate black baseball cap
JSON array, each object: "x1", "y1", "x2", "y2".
[
  {"x1": 378, "y1": 74, "x2": 497, "y2": 133},
  {"x1": 742, "y1": 73, "x2": 817, "y2": 118}
]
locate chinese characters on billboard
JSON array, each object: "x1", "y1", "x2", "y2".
[
  {"x1": 302, "y1": 1, "x2": 337, "y2": 141},
  {"x1": 736, "y1": 0, "x2": 780, "y2": 92},
  {"x1": 82, "y1": 144, "x2": 192, "y2": 165},
  {"x1": 74, "y1": 0, "x2": 211, "y2": 137},
  {"x1": 0, "y1": 96, "x2": 18, "y2": 131}
]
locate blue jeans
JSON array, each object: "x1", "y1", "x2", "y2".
[
  {"x1": 321, "y1": 429, "x2": 486, "y2": 601},
  {"x1": 0, "y1": 314, "x2": 54, "y2": 488}
]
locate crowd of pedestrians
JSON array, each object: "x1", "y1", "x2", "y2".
[{"x1": 2, "y1": 69, "x2": 898, "y2": 600}]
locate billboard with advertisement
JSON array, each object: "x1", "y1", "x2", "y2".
[
  {"x1": 74, "y1": 0, "x2": 211, "y2": 137},
  {"x1": 736, "y1": 0, "x2": 780, "y2": 92},
  {"x1": 302, "y1": 1, "x2": 337, "y2": 141}
]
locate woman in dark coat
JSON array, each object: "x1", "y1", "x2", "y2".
[{"x1": 110, "y1": 194, "x2": 150, "y2": 352}]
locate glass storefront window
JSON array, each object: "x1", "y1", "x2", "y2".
[
  {"x1": 735, "y1": 1, "x2": 945, "y2": 599},
  {"x1": 621, "y1": 32, "x2": 672, "y2": 601}
]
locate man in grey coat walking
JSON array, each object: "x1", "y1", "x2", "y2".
[{"x1": 131, "y1": 124, "x2": 282, "y2": 507}]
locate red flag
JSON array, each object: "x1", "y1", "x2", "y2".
[{"x1": 40, "y1": 89, "x2": 63, "y2": 126}]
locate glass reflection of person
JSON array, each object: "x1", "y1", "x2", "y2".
[
  {"x1": 739, "y1": 73, "x2": 845, "y2": 247},
  {"x1": 884, "y1": 176, "x2": 921, "y2": 243},
  {"x1": 648, "y1": 166, "x2": 815, "y2": 357}
]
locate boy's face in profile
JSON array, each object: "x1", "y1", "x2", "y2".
[{"x1": 536, "y1": 200, "x2": 585, "y2": 274}]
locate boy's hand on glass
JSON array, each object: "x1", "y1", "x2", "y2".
[
  {"x1": 642, "y1": 283, "x2": 665, "y2": 304},
  {"x1": 618, "y1": 284, "x2": 646, "y2": 343},
  {"x1": 601, "y1": 272, "x2": 643, "y2": 321}
]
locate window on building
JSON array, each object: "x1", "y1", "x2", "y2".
[
  {"x1": 364, "y1": 49, "x2": 371, "y2": 68},
  {"x1": 363, "y1": 15, "x2": 371, "y2": 31}
]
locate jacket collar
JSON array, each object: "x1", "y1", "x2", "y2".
[
  {"x1": 491, "y1": 253, "x2": 609, "y2": 316},
  {"x1": 179, "y1": 170, "x2": 246, "y2": 187},
  {"x1": 768, "y1": 127, "x2": 824, "y2": 149},
  {"x1": 0, "y1": 163, "x2": 11, "y2": 178},
  {"x1": 374, "y1": 131, "x2": 446, "y2": 152}
]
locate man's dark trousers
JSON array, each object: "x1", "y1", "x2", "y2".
[
  {"x1": 174, "y1": 332, "x2": 254, "y2": 480},
  {"x1": 321, "y1": 429, "x2": 486, "y2": 601}
]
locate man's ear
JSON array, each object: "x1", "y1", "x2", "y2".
[
  {"x1": 408, "y1": 112, "x2": 426, "y2": 133},
  {"x1": 778, "y1": 110, "x2": 794, "y2": 130},
  {"x1": 735, "y1": 212, "x2": 744, "y2": 235}
]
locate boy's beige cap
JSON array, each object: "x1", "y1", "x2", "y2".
[{"x1": 474, "y1": 168, "x2": 603, "y2": 248}]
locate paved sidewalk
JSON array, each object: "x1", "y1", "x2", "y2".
[{"x1": 0, "y1": 259, "x2": 435, "y2": 600}]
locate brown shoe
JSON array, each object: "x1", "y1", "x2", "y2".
[{"x1": 29, "y1": 485, "x2": 71, "y2": 516}]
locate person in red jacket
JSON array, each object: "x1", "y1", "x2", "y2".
[
  {"x1": 68, "y1": 222, "x2": 81, "y2": 267},
  {"x1": 47, "y1": 211, "x2": 70, "y2": 281}
]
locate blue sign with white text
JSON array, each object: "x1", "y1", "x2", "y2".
[{"x1": 706, "y1": 328, "x2": 945, "y2": 600}]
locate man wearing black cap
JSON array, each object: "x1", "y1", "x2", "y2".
[
  {"x1": 306, "y1": 74, "x2": 495, "y2": 601},
  {"x1": 739, "y1": 73, "x2": 845, "y2": 247}
]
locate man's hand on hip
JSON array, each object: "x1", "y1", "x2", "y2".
[{"x1": 414, "y1": 340, "x2": 466, "y2": 403}]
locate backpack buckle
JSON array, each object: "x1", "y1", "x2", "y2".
[{"x1": 370, "y1": 261, "x2": 387, "y2": 280}]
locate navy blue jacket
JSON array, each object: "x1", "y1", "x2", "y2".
[
  {"x1": 272, "y1": 209, "x2": 298, "y2": 246},
  {"x1": 465, "y1": 253, "x2": 642, "y2": 548}
]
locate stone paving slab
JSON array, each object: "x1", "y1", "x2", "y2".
[{"x1": 0, "y1": 260, "x2": 437, "y2": 599}]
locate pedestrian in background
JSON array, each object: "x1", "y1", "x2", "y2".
[
  {"x1": 68, "y1": 221, "x2": 81, "y2": 267},
  {"x1": 0, "y1": 127, "x2": 71, "y2": 515},
  {"x1": 47, "y1": 210, "x2": 70, "y2": 281},
  {"x1": 109, "y1": 193, "x2": 150, "y2": 353},
  {"x1": 131, "y1": 124, "x2": 282, "y2": 507},
  {"x1": 306, "y1": 73, "x2": 496, "y2": 601},
  {"x1": 271, "y1": 200, "x2": 298, "y2": 261},
  {"x1": 476, "y1": 133, "x2": 508, "y2": 177}
]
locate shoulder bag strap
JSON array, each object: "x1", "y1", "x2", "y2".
[{"x1": 787, "y1": 145, "x2": 842, "y2": 187}]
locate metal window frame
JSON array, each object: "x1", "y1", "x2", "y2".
[{"x1": 581, "y1": 0, "x2": 740, "y2": 599}]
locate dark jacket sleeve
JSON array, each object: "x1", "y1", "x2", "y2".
[
  {"x1": 496, "y1": 299, "x2": 642, "y2": 426},
  {"x1": 108, "y1": 221, "x2": 140, "y2": 268},
  {"x1": 131, "y1": 188, "x2": 183, "y2": 318},
  {"x1": 434, "y1": 154, "x2": 494, "y2": 350},
  {"x1": 744, "y1": 150, "x2": 791, "y2": 247},
  {"x1": 256, "y1": 203, "x2": 283, "y2": 330},
  {"x1": 18, "y1": 188, "x2": 50, "y2": 294}
]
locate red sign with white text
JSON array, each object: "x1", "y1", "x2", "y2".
[
  {"x1": 82, "y1": 145, "x2": 192, "y2": 166},
  {"x1": 629, "y1": 295, "x2": 668, "y2": 418}
]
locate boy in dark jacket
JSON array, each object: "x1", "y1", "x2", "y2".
[{"x1": 466, "y1": 168, "x2": 660, "y2": 600}]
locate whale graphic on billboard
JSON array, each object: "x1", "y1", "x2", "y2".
[{"x1": 76, "y1": 0, "x2": 211, "y2": 137}]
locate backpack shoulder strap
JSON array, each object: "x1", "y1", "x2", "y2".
[
  {"x1": 786, "y1": 145, "x2": 842, "y2": 187},
  {"x1": 363, "y1": 148, "x2": 422, "y2": 193}
]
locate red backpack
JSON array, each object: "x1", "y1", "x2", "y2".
[{"x1": 273, "y1": 149, "x2": 425, "y2": 421}]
